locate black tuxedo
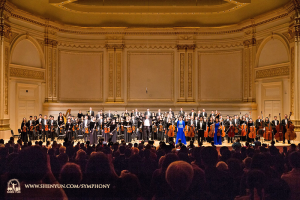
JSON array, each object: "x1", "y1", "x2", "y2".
[
  {"x1": 200, "y1": 112, "x2": 207, "y2": 118},
  {"x1": 142, "y1": 118, "x2": 152, "y2": 141},
  {"x1": 106, "y1": 113, "x2": 113, "y2": 118},
  {"x1": 233, "y1": 118, "x2": 240, "y2": 126},
  {"x1": 89, "y1": 110, "x2": 94, "y2": 116},
  {"x1": 145, "y1": 111, "x2": 151, "y2": 117},
  {"x1": 282, "y1": 119, "x2": 289, "y2": 143},
  {"x1": 189, "y1": 112, "x2": 196, "y2": 118},
  {"x1": 197, "y1": 121, "x2": 206, "y2": 144}
]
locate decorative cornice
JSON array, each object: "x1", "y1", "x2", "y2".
[
  {"x1": 197, "y1": 42, "x2": 243, "y2": 49},
  {"x1": 105, "y1": 44, "x2": 124, "y2": 50},
  {"x1": 256, "y1": 66, "x2": 289, "y2": 79},
  {"x1": 243, "y1": 38, "x2": 256, "y2": 47},
  {"x1": 177, "y1": 44, "x2": 196, "y2": 51},
  {"x1": 10, "y1": 67, "x2": 45, "y2": 80},
  {"x1": 125, "y1": 44, "x2": 176, "y2": 49},
  {"x1": 58, "y1": 42, "x2": 105, "y2": 49},
  {"x1": 45, "y1": 38, "x2": 58, "y2": 47},
  {"x1": 0, "y1": 23, "x2": 11, "y2": 39}
]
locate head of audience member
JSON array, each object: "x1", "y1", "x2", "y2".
[
  {"x1": 216, "y1": 161, "x2": 228, "y2": 171},
  {"x1": 165, "y1": 161, "x2": 194, "y2": 192},
  {"x1": 200, "y1": 147, "x2": 218, "y2": 168},
  {"x1": 60, "y1": 163, "x2": 82, "y2": 184},
  {"x1": 289, "y1": 151, "x2": 300, "y2": 169}
]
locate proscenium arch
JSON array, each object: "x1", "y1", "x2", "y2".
[
  {"x1": 9, "y1": 34, "x2": 45, "y2": 68},
  {"x1": 255, "y1": 33, "x2": 290, "y2": 68}
]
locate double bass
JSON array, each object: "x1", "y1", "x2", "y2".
[
  {"x1": 263, "y1": 114, "x2": 272, "y2": 141},
  {"x1": 275, "y1": 113, "x2": 284, "y2": 141},
  {"x1": 285, "y1": 112, "x2": 297, "y2": 141}
]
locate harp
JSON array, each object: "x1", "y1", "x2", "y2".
[{"x1": 63, "y1": 109, "x2": 71, "y2": 124}]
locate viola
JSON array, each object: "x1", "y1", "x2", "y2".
[
  {"x1": 22, "y1": 125, "x2": 27, "y2": 132},
  {"x1": 249, "y1": 126, "x2": 256, "y2": 139},
  {"x1": 158, "y1": 124, "x2": 163, "y2": 132},
  {"x1": 152, "y1": 125, "x2": 157, "y2": 133},
  {"x1": 104, "y1": 127, "x2": 110, "y2": 134},
  {"x1": 132, "y1": 126, "x2": 136, "y2": 132},
  {"x1": 167, "y1": 125, "x2": 175, "y2": 137},
  {"x1": 45, "y1": 125, "x2": 49, "y2": 131},
  {"x1": 235, "y1": 125, "x2": 240, "y2": 134},
  {"x1": 30, "y1": 125, "x2": 34, "y2": 131},
  {"x1": 128, "y1": 127, "x2": 133, "y2": 134},
  {"x1": 85, "y1": 127, "x2": 89, "y2": 134}
]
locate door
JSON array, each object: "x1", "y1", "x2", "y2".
[{"x1": 264, "y1": 100, "x2": 281, "y2": 119}]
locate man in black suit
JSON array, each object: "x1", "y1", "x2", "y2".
[
  {"x1": 27, "y1": 116, "x2": 36, "y2": 141},
  {"x1": 255, "y1": 115, "x2": 263, "y2": 136},
  {"x1": 178, "y1": 107, "x2": 185, "y2": 117},
  {"x1": 189, "y1": 109, "x2": 196, "y2": 118},
  {"x1": 145, "y1": 108, "x2": 151, "y2": 117},
  {"x1": 142, "y1": 115, "x2": 152, "y2": 141},
  {"x1": 49, "y1": 116, "x2": 57, "y2": 141},
  {"x1": 106, "y1": 110, "x2": 113, "y2": 119},
  {"x1": 282, "y1": 114, "x2": 290, "y2": 144},
  {"x1": 200, "y1": 109, "x2": 207, "y2": 119},
  {"x1": 96, "y1": 111, "x2": 104, "y2": 120},
  {"x1": 168, "y1": 108, "x2": 174, "y2": 118},
  {"x1": 272, "y1": 116, "x2": 280, "y2": 142},
  {"x1": 89, "y1": 107, "x2": 94, "y2": 117},
  {"x1": 197, "y1": 117, "x2": 206, "y2": 145},
  {"x1": 42, "y1": 115, "x2": 49, "y2": 142},
  {"x1": 133, "y1": 109, "x2": 139, "y2": 117},
  {"x1": 209, "y1": 111, "x2": 215, "y2": 119},
  {"x1": 156, "y1": 109, "x2": 162, "y2": 117}
]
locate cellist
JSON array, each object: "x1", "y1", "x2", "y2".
[
  {"x1": 240, "y1": 115, "x2": 247, "y2": 141},
  {"x1": 282, "y1": 114, "x2": 290, "y2": 144},
  {"x1": 272, "y1": 116, "x2": 279, "y2": 142}
]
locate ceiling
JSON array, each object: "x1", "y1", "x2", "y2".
[{"x1": 7, "y1": 0, "x2": 291, "y2": 27}]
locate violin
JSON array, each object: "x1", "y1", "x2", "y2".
[
  {"x1": 128, "y1": 126, "x2": 133, "y2": 134},
  {"x1": 132, "y1": 126, "x2": 136, "y2": 132},
  {"x1": 104, "y1": 126, "x2": 110, "y2": 134},
  {"x1": 249, "y1": 126, "x2": 256, "y2": 139},
  {"x1": 152, "y1": 125, "x2": 157, "y2": 133},
  {"x1": 258, "y1": 111, "x2": 264, "y2": 136},
  {"x1": 30, "y1": 125, "x2": 34, "y2": 132},
  {"x1": 285, "y1": 112, "x2": 297, "y2": 141},
  {"x1": 45, "y1": 125, "x2": 49, "y2": 131},
  {"x1": 167, "y1": 124, "x2": 175, "y2": 137},
  {"x1": 275, "y1": 113, "x2": 284, "y2": 141},
  {"x1": 85, "y1": 127, "x2": 89, "y2": 134},
  {"x1": 158, "y1": 124, "x2": 163, "y2": 132},
  {"x1": 22, "y1": 125, "x2": 27, "y2": 133}
]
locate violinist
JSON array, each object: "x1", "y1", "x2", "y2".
[
  {"x1": 282, "y1": 114, "x2": 290, "y2": 144},
  {"x1": 131, "y1": 115, "x2": 138, "y2": 141},
  {"x1": 124, "y1": 116, "x2": 132, "y2": 143},
  {"x1": 109, "y1": 119, "x2": 117, "y2": 143},
  {"x1": 42, "y1": 115, "x2": 49, "y2": 142},
  {"x1": 247, "y1": 118, "x2": 255, "y2": 142},
  {"x1": 49, "y1": 116, "x2": 57, "y2": 141},
  {"x1": 240, "y1": 115, "x2": 247, "y2": 141},
  {"x1": 200, "y1": 109, "x2": 207, "y2": 118},
  {"x1": 178, "y1": 107, "x2": 185, "y2": 117},
  {"x1": 207, "y1": 117, "x2": 214, "y2": 143},
  {"x1": 65, "y1": 118, "x2": 73, "y2": 141},
  {"x1": 224, "y1": 115, "x2": 231, "y2": 132},
  {"x1": 97, "y1": 115, "x2": 104, "y2": 137},
  {"x1": 27, "y1": 116, "x2": 36, "y2": 141},
  {"x1": 255, "y1": 115, "x2": 263, "y2": 136},
  {"x1": 82, "y1": 115, "x2": 90, "y2": 142},
  {"x1": 197, "y1": 116, "x2": 206, "y2": 145},
  {"x1": 272, "y1": 116, "x2": 279, "y2": 142},
  {"x1": 228, "y1": 116, "x2": 234, "y2": 143},
  {"x1": 188, "y1": 116, "x2": 195, "y2": 142},
  {"x1": 21, "y1": 117, "x2": 28, "y2": 143},
  {"x1": 57, "y1": 116, "x2": 65, "y2": 137},
  {"x1": 189, "y1": 109, "x2": 196, "y2": 118},
  {"x1": 209, "y1": 111, "x2": 215, "y2": 119},
  {"x1": 89, "y1": 117, "x2": 97, "y2": 145},
  {"x1": 156, "y1": 116, "x2": 165, "y2": 141}
]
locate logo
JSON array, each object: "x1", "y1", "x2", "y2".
[{"x1": 7, "y1": 179, "x2": 21, "y2": 193}]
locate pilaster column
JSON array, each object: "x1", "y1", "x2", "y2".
[
  {"x1": 0, "y1": 0, "x2": 11, "y2": 138},
  {"x1": 44, "y1": 23, "x2": 58, "y2": 102},
  {"x1": 177, "y1": 44, "x2": 195, "y2": 102},
  {"x1": 106, "y1": 44, "x2": 124, "y2": 102}
]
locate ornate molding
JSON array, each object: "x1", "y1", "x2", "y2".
[
  {"x1": 10, "y1": 67, "x2": 45, "y2": 80},
  {"x1": 177, "y1": 44, "x2": 195, "y2": 51},
  {"x1": 58, "y1": 42, "x2": 105, "y2": 49},
  {"x1": 188, "y1": 53, "x2": 193, "y2": 98},
  {"x1": 196, "y1": 42, "x2": 243, "y2": 49},
  {"x1": 44, "y1": 38, "x2": 58, "y2": 47},
  {"x1": 48, "y1": 48, "x2": 52, "y2": 99},
  {"x1": 291, "y1": 47, "x2": 295, "y2": 114},
  {"x1": 125, "y1": 44, "x2": 176, "y2": 49},
  {"x1": 115, "y1": 52, "x2": 122, "y2": 99},
  {"x1": 256, "y1": 66, "x2": 289, "y2": 79},
  {"x1": 243, "y1": 38, "x2": 256, "y2": 47},
  {"x1": 105, "y1": 44, "x2": 124, "y2": 50},
  {"x1": 0, "y1": 23, "x2": 11, "y2": 40},
  {"x1": 108, "y1": 52, "x2": 114, "y2": 99},
  {"x1": 4, "y1": 46, "x2": 8, "y2": 114},
  {"x1": 180, "y1": 53, "x2": 184, "y2": 98}
]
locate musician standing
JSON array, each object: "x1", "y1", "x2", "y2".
[
  {"x1": 124, "y1": 116, "x2": 132, "y2": 143},
  {"x1": 42, "y1": 115, "x2": 49, "y2": 142},
  {"x1": 200, "y1": 109, "x2": 207, "y2": 119},
  {"x1": 65, "y1": 118, "x2": 73, "y2": 141},
  {"x1": 142, "y1": 115, "x2": 152, "y2": 141},
  {"x1": 89, "y1": 117, "x2": 97, "y2": 145},
  {"x1": 82, "y1": 115, "x2": 90, "y2": 142},
  {"x1": 197, "y1": 117, "x2": 206, "y2": 145},
  {"x1": 49, "y1": 116, "x2": 57, "y2": 141},
  {"x1": 27, "y1": 116, "x2": 36, "y2": 141},
  {"x1": 272, "y1": 116, "x2": 279, "y2": 142},
  {"x1": 21, "y1": 118, "x2": 28, "y2": 143},
  {"x1": 282, "y1": 114, "x2": 290, "y2": 144},
  {"x1": 178, "y1": 108, "x2": 185, "y2": 117}
]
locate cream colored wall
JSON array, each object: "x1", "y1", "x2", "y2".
[{"x1": 4, "y1": 2, "x2": 298, "y2": 140}]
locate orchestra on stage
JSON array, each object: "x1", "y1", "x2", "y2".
[{"x1": 20, "y1": 107, "x2": 297, "y2": 145}]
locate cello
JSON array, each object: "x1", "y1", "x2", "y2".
[
  {"x1": 188, "y1": 124, "x2": 195, "y2": 138},
  {"x1": 208, "y1": 124, "x2": 215, "y2": 138},
  {"x1": 167, "y1": 124, "x2": 175, "y2": 137},
  {"x1": 249, "y1": 126, "x2": 256, "y2": 139},
  {"x1": 228, "y1": 124, "x2": 235, "y2": 138},
  {"x1": 204, "y1": 123, "x2": 209, "y2": 138},
  {"x1": 241, "y1": 124, "x2": 247, "y2": 137},
  {"x1": 220, "y1": 119, "x2": 226, "y2": 137},
  {"x1": 263, "y1": 114, "x2": 272, "y2": 141},
  {"x1": 285, "y1": 112, "x2": 297, "y2": 141},
  {"x1": 184, "y1": 125, "x2": 189, "y2": 136},
  {"x1": 275, "y1": 113, "x2": 284, "y2": 141}
]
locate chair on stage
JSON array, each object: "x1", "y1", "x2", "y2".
[
  {"x1": 12, "y1": 129, "x2": 21, "y2": 139},
  {"x1": 77, "y1": 132, "x2": 84, "y2": 142},
  {"x1": 57, "y1": 130, "x2": 66, "y2": 141}
]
